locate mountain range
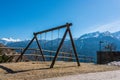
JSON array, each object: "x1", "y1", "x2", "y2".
[{"x1": 1, "y1": 31, "x2": 120, "y2": 62}]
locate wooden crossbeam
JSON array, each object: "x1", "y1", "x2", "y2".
[{"x1": 34, "y1": 23, "x2": 72, "y2": 35}]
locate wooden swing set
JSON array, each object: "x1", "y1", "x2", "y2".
[{"x1": 16, "y1": 23, "x2": 80, "y2": 68}]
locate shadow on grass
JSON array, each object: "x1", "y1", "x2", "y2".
[
  {"x1": 0, "y1": 64, "x2": 77, "y2": 74},
  {"x1": 0, "y1": 65, "x2": 14, "y2": 73},
  {"x1": 0, "y1": 65, "x2": 50, "y2": 74}
]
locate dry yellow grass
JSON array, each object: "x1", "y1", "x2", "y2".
[{"x1": 0, "y1": 61, "x2": 120, "y2": 80}]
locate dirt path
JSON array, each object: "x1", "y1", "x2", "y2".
[{"x1": 42, "y1": 70, "x2": 120, "y2": 80}]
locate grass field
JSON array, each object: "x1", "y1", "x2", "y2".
[{"x1": 0, "y1": 61, "x2": 120, "y2": 80}]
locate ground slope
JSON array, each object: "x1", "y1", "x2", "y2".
[{"x1": 0, "y1": 61, "x2": 120, "y2": 80}]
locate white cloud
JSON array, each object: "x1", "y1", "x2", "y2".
[
  {"x1": 90, "y1": 21, "x2": 120, "y2": 33},
  {"x1": 1, "y1": 37, "x2": 21, "y2": 42}
]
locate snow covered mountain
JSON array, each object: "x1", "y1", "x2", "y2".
[
  {"x1": 79, "y1": 31, "x2": 100, "y2": 39},
  {"x1": 112, "y1": 31, "x2": 120, "y2": 40},
  {"x1": 0, "y1": 37, "x2": 21, "y2": 45},
  {"x1": 76, "y1": 31, "x2": 120, "y2": 62},
  {"x1": 79, "y1": 31, "x2": 115, "y2": 40},
  {"x1": 1, "y1": 31, "x2": 120, "y2": 63}
]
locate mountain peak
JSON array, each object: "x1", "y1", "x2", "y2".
[
  {"x1": 102, "y1": 31, "x2": 111, "y2": 36},
  {"x1": 1, "y1": 37, "x2": 21, "y2": 42},
  {"x1": 79, "y1": 31, "x2": 115, "y2": 40},
  {"x1": 79, "y1": 31, "x2": 100, "y2": 39}
]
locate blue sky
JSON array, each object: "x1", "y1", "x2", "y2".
[{"x1": 0, "y1": 0, "x2": 120, "y2": 40}]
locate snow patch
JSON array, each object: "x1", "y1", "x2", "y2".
[
  {"x1": 80, "y1": 31, "x2": 100, "y2": 39},
  {"x1": 1, "y1": 37, "x2": 21, "y2": 42},
  {"x1": 108, "y1": 61, "x2": 120, "y2": 66}
]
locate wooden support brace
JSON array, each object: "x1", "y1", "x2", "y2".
[
  {"x1": 67, "y1": 26, "x2": 80, "y2": 66},
  {"x1": 35, "y1": 35, "x2": 45, "y2": 61},
  {"x1": 50, "y1": 27, "x2": 69, "y2": 68},
  {"x1": 16, "y1": 36, "x2": 35, "y2": 62}
]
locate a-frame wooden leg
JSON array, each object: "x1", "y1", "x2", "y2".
[
  {"x1": 68, "y1": 27, "x2": 80, "y2": 66},
  {"x1": 16, "y1": 36, "x2": 35, "y2": 62},
  {"x1": 35, "y1": 36, "x2": 45, "y2": 61},
  {"x1": 50, "y1": 28, "x2": 68, "y2": 68}
]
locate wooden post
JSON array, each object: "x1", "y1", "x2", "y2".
[
  {"x1": 67, "y1": 25, "x2": 80, "y2": 66},
  {"x1": 16, "y1": 36, "x2": 35, "y2": 62},
  {"x1": 50, "y1": 28, "x2": 68, "y2": 68},
  {"x1": 35, "y1": 35, "x2": 45, "y2": 61}
]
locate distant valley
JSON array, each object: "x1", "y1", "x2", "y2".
[{"x1": 1, "y1": 31, "x2": 120, "y2": 62}]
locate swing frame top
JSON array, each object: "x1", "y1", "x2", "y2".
[{"x1": 33, "y1": 23, "x2": 72, "y2": 36}]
